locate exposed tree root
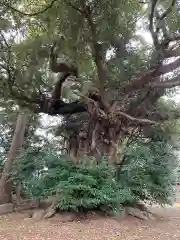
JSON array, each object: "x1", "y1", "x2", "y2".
[
  {"x1": 126, "y1": 206, "x2": 165, "y2": 221},
  {"x1": 43, "y1": 202, "x2": 57, "y2": 219}
]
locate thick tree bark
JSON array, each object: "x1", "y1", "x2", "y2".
[{"x1": 0, "y1": 113, "x2": 27, "y2": 204}]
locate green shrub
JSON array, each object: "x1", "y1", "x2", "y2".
[
  {"x1": 12, "y1": 139, "x2": 177, "y2": 214},
  {"x1": 117, "y1": 140, "x2": 177, "y2": 205},
  {"x1": 20, "y1": 156, "x2": 137, "y2": 213}
]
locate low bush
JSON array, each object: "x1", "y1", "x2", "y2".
[{"x1": 12, "y1": 139, "x2": 177, "y2": 214}]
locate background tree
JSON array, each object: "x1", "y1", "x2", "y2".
[
  {"x1": 0, "y1": 112, "x2": 27, "y2": 203},
  {"x1": 0, "y1": 105, "x2": 41, "y2": 204}
]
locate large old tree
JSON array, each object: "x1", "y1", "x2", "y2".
[{"x1": 0, "y1": 0, "x2": 180, "y2": 162}]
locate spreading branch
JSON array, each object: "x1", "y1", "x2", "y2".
[
  {"x1": 150, "y1": 75, "x2": 180, "y2": 88},
  {"x1": 120, "y1": 58, "x2": 180, "y2": 95},
  {"x1": 144, "y1": 108, "x2": 180, "y2": 122},
  {"x1": 2, "y1": 0, "x2": 56, "y2": 16},
  {"x1": 118, "y1": 111, "x2": 158, "y2": 125}
]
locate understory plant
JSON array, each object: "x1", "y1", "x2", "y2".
[{"x1": 12, "y1": 137, "x2": 177, "y2": 214}]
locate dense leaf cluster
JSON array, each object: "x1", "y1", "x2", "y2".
[{"x1": 12, "y1": 137, "x2": 177, "y2": 213}]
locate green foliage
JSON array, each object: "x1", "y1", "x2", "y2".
[
  {"x1": 2, "y1": 0, "x2": 179, "y2": 102},
  {"x1": 12, "y1": 137, "x2": 177, "y2": 213},
  {"x1": 118, "y1": 140, "x2": 177, "y2": 205},
  {"x1": 13, "y1": 154, "x2": 126, "y2": 213}
]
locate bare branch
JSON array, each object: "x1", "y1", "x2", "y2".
[
  {"x1": 117, "y1": 111, "x2": 158, "y2": 125},
  {"x1": 2, "y1": 0, "x2": 56, "y2": 16}
]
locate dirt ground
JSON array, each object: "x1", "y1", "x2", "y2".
[
  {"x1": 0, "y1": 207, "x2": 180, "y2": 240},
  {"x1": 1, "y1": 186, "x2": 180, "y2": 240}
]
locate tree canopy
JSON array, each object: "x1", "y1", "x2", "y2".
[
  {"x1": 0, "y1": 0, "x2": 179, "y2": 115},
  {"x1": 0, "y1": 0, "x2": 180, "y2": 160}
]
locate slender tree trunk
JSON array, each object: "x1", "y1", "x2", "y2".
[
  {"x1": 16, "y1": 182, "x2": 22, "y2": 205},
  {"x1": 0, "y1": 113, "x2": 27, "y2": 204}
]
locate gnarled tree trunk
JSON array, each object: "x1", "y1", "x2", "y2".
[
  {"x1": 66, "y1": 102, "x2": 125, "y2": 164},
  {"x1": 0, "y1": 113, "x2": 27, "y2": 204},
  {"x1": 65, "y1": 100, "x2": 154, "y2": 163}
]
